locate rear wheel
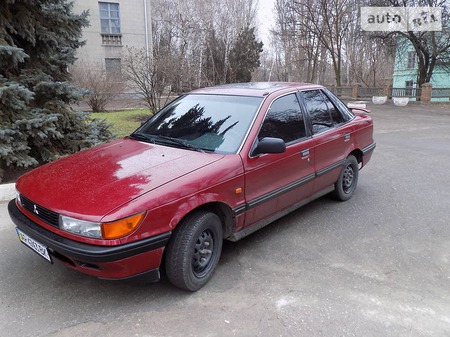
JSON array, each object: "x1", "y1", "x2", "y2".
[
  {"x1": 165, "y1": 211, "x2": 223, "y2": 291},
  {"x1": 333, "y1": 155, "x2": 359, "y2": 201}
]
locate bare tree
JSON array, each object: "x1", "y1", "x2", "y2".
[
  {"x1": 344, "y1": 1, "x2": 395, "y2": 87},
  {"x1": 122, "y1": 47, "x2": 179, "y2": 112},
  {"x1": 271, "y1": 0, "x2": 396, "y2": 87},
  {"x1": 291, "y1": 0, "x2": 356, "y2": 86},
  {"x1": 271, "y1": 0, "x2": 352, "y2": 85},
  {"x1": 273, "y1": 0, "x2": 329, "y2": 83},
  {"x1": 149, "y1": 0, "x2": 260, "y2": 89},
  {"x1": 123, "y1": 0, "x2": 262, "y2": 106},
  {"x1": 347, "y1": 38, "x2": 395, "y2": 87},
  {"x1": 369, "y1": 0, "x2": 450, "y2": 87},
  {"x1": 71, "y1": 62, "x2": 125, "y2": 112}
]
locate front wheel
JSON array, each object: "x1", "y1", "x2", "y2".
[
  {"x1": 165, "y1": 211, "x2": 223, "y2": 291},
  {"x1": 333, "y1": 155, "x2": 359, "y2": 201}
]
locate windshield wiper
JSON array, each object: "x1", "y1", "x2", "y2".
[
  {"x1": 129, "y1": 133, "x2": 205, "y2": 153},
  {"x1": 154, "y1": 135, "x2": 205, "y2": 153},
  {"x1": 128, "y1": 132, "x2": 156, "y2": 144}
]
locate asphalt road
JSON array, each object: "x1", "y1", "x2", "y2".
[{"x1": 1, "y1": 102, "x2": 450, "y2": 337}]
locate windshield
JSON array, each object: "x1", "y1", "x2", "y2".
[{"x1": 133, "y1": 94, "x2": 263, "y2": 154}]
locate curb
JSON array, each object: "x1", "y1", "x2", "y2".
[{"x1": 0, "y1": 183, "x2": 16, "y2": 202}]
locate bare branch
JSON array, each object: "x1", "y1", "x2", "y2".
[{"x1": 71, "y1": 62, "x2": 125, "y2": 112}]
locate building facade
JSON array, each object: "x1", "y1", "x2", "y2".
[
  {"x1": 72, "y1": 0, "x2": 151, "y2": 73},
  {"x1": 392, "y1": 40, "x2": 450, "y2": 101}
]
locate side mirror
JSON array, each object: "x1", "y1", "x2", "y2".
[{"x1": 253, "y1": 137, "x2": 286, "y2": 156}]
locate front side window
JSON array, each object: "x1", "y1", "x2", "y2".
[
  {"x1": 99, "y1": 2, "x2": 121, "y2": 34},
  {"x1": 134, "y1": 94, "x2": 263, "y2": 154},
  {"x1": 258, "y1": 94, "x2": 306, "y2": 143}
]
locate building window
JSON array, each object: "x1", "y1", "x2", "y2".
[
  {"x1": 99, "y1": 2, "x2": 122, "y2": 45},
  {"x1": 405, "y1": 80, "x2": 414, "y2": 96},
  {"x1": 99, "y1": 2, "x2": 120, "y2": 34},
  {"x1": 407, "y1": 51, "x2": 416, "y2": 69},
  {"x1": 105, "y1": 58, "x2": 121, "y2": 76}
]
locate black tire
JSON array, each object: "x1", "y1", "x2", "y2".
[
  {"x1": 165, "y1": 211, "x2": 223, "y2": 291},
  {"x1": 333, "y1": 155, "x2": 359, "y2": 201}
]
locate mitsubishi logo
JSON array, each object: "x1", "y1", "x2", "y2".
[{"x1": 33, "y1": 204, "x2": 39, "y2": 215}]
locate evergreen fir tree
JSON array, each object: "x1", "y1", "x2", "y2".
[
  {"x1": 0, "y1": 0, "x2": 113, "y2": 182},
  {"x1": 229, "y1": 27, "x2": 264, "y2": 83}
]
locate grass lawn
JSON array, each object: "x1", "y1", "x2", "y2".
[{"x1": 91, "y1": 109, "x2": 153, "y2": 138}]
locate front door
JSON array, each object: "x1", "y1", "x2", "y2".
[{"x1": 243, "y1": 93, "x2": 315, "y2": 227}]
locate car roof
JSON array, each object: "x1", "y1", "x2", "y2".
[{"x1": 189, "y1": 82, "x2": 324, "y2": 97}]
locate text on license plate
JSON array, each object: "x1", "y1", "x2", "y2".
[{"x1": 16, "y1": 228, "x2": 52, "y2": 263}]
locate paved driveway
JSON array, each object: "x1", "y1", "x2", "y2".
[{"x1": 1, "y1": 102, "x2": 449, "y2": 337}]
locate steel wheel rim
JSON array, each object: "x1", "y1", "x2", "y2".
[
  {"x1": 342, "y1": 164, "x2": 355, "y2": 193},
  {"x1": 192, "y1": 229, "x2": 215, "y2": 278}
]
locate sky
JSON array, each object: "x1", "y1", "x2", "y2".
[{"x1": 257, "y1": 0, "x2": 276, "y2": 50}]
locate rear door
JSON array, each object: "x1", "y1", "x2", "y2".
[
  {"x1": 299, "y1": 89, "x2": 354, "y2": 192},
  {"x1": 242, "y1": 93, "x2": 315, "y2": 227}
]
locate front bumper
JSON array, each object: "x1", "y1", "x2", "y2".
[{"x1": 8, "y1": 200, "x2": 171, "y2": 280}]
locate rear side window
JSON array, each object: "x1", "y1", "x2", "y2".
[
  {"x1": 323, "y1": 89, "x2": 354, "y2": 122},
  {"x1": 301, "y1": 90, "x2": 345, "y2": 134},
  {"x1": 258, "y1": 94, "x2": 306, "y2": 143},
  {"x1": 328, "y1": 99, "x2": 344, "y2": 125}
]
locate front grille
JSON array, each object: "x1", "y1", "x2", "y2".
[{"x1": 20, "y1": 195, "x2": 59, "y2": 228}]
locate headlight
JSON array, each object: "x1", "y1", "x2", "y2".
[
  {"x1": 59, "y1": 213, "x2": 145, "y2": 240},
  {"x1": 60, "y1": 216, "x2": 101, "y2": 238},
  {"x1": 16, "y1": 189, "x2": 22, "y2": 205}
]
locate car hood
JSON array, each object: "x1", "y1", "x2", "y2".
[{"x1": 16, "y1": 138, "x2": 224, "y2": 220}]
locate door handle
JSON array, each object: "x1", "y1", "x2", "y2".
[{"x1": 300, "y1": 149, "x2": 310, "y2": 158}]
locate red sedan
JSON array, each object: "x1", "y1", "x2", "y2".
[{"x1": 9, "y1": 82, "x2": 375, "y2": 291}]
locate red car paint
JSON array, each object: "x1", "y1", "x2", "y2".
[{"x1": 9, "y1": 82, "x2": 375, "y2": 282}]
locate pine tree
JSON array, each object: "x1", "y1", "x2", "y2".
[
  {"x1": 229, "y1": 27, "x2": 264, "y2": 83},
  {"x1": 0, "y1": 0, "x2": 113, "y2": 182}
]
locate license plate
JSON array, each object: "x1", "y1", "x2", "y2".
[{"x1": 16, "y1": 228, "x2": 52, "y2": 263}]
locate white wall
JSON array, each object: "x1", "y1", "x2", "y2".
[{"x1": 72, "y1": 0, "x2": 151, "y2": 68}]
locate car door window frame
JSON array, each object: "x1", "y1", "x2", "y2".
[
  {"x1": 321, "y1": 88, "x2": 355, "y2": 123},
  {"x1": 299, "y1": 89, "x2": 352, "y2": 136},
  {"x1": 250, "y1": 92, "x2": 310, "y2": 157}
]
